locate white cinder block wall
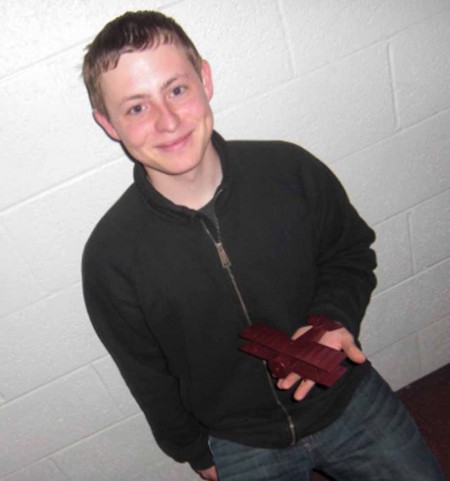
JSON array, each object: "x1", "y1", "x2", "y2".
[{"x1": 1, "y1": 1, "x2": 449, "y2": 479}]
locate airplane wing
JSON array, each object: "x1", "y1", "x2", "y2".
[
  {"x1": 239, "y1": 324, "x2": 347, "y2": 386},
  {"x1": 239, "y1": 324, "x2": 289, "y2": 361},
  {"x1": 287, "y1": 357, "x2": 347, "y2": 387},
  {"x1": 240, "y1": 324, "x2": 291, "y2": 350},
  {"x1": 285, "y1": 337, "x2": 346, "y2": 372}
]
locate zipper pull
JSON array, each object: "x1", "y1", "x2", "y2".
[{"x1": 216, "y1": 242, "x2": 231, "y2": 269}]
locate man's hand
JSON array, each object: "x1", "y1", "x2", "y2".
[
  {"x1": 197, "y1": 465, "x2": 218, "y2": 481},
  {"x1": 276, "y1": 325, "x2": 366, "y2": 400}
]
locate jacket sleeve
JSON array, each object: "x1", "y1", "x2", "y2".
[
  {"x1": 298, "y1": 148, "x2": 377, "y2": 338},
  {"x1": 82, "y1": 238, "x2": 213, "y2": 471}
]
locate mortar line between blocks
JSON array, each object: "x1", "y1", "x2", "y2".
[
  {"x1": 386, "y1": 42, "x2": 401, "y2": 132},
  {"x1": 90, "y1": 361, "x2": 129, "y2": 418},
  {"x1": 331, "y1": 107, "x2": 450, "y2": 165},
  {"x1": 275, "y1": 0, "x2": 296, "y2": 78},
  {"x1": 0, "y1": 156, "x2": 125, "y2": 216},
  {"x1": 371, "y1": 256, "x2": 449, "y2": 299},
  {"x1": 406, "y1": 211, "x2": 418, "y2": 275},
  {"x1": 47, "y1": 412, "x2": 144, "y2": 461}
]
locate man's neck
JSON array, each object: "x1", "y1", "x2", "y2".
[{"x1": 146, "y1": 146, "x2": 222, "y2": 210}]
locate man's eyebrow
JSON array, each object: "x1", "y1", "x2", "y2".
[
  {"x1": 162, "y1": 74, "x2": 188, "y2": 89},
  {"x1": 121, "y1": 93, "x2": 149, "y2": 105},
  {"x1": 120, "y1": 74, "x2": 189, "y2": 105}
]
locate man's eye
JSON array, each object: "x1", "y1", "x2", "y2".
[
  {"x1": 172, "y1": 85, "x2": 186, "y2": 97},
  {"x1": 129, "y1": 104, "x2": 146, "y2": 115}
]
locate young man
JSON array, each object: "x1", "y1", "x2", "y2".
[{"x1": 81, "y1": 11, "x2": 443, "y2": 481}]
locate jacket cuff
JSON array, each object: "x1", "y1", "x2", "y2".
[
  {"x1": 307, "y1": 306, "x2": 359, "y2": 337},
  {"x1": 306, "y1": 314, "x2": 342, "y2": 331},
  {"x1": 189, "y1": 448, "x2": 214, "y2": 472}
]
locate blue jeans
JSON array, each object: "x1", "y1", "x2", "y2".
[{"x1": 209, "y1": 368, "x2": 444, "y2": 481}]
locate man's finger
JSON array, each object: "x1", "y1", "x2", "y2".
[
  {"x1": 277, "y1": 372, "x2": 301, "y2": 389},
  {"x1": 293, "y1": 379, "x2": 315, "y2": 400},
  {"x1": 343, "y1": 341, "x2": 366, "y2": 364}
]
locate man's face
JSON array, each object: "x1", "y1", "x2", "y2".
[{"x1": 94, "y1": 43, "x2": 215, "y2": 180}]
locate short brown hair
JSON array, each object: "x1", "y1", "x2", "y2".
[{"x1": 82, "y1": 10, "x2": 203, "y2": 117}]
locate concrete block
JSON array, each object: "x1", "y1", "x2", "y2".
[
  {"x1": 0, "y1": 0, "x2": 177, "y2": 77},
  {"x1": 0, "y1": 227, "x2": 45, "y2": 318},
  {"x1": 0, "y1": 284, "x2": 107, "y2": 400},
  {"x1": 370, "y1": 334, "x2": 421, "y2": 391},
  {"x1": 52, "y1": 414, "x2": 196, "y2": 481},
  {"x1": 333, "y1": 110, "x2": 450, "y2": 225},
  {"x1": 1, "y1": 460, "x2": 67, "y2": 481},
  {"x1": 373, "y1": 214, "x2": 413, "y2": 294},
  {"x1": 0, "y1": 367, "x2": 123, "y2": 477},
  {"x1": 280, "y1": 0, "x2": 450, "y2": 77},
  {"x1": 390, "y1": 10, "x2": 450, "y2": 128},
  {"x1": 166, "y1": 0, "x2": 292, "y2": 113},
  {"x1": 2, "y1": 159, "x2": 132, "y2": 293},
  {"x1": 418, "y1": 315, "x2": 450, "y2": 376},
  {"x1": 361, "y1": 259, "x2": 450, "y2": 355},
  {"x1": 0, "y1": 49, "x2": 120, "y2": 210},
  {"x1": 410, "y1": 189, "x2": 450, "y2": 272},
  {"x1": 93, "y1": 357, "x2": 141, "y2": 417},
  {"x1": 216, "y1": 44, "x2": 395, "y2": 163}
]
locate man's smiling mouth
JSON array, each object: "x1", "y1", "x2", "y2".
[{"x1": 156, "y1": 131, "x2": 192, "y2": 151}]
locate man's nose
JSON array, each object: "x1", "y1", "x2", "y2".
[{"x1": 155, "y1": 102, "x2": 180, "y2": 132}]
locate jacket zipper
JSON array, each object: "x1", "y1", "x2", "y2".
[{"x1": 199, "y1": 216, "x2": 297, "y2": 446}]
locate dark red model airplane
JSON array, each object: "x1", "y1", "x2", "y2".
[{"x1": 239, "y1": 316, "x2": 347, "y2": 387}]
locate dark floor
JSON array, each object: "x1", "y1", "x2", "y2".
[{"x1": 313, "y1": 363, "x2": 450, "y2": 480}]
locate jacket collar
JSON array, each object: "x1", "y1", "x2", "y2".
[{"x1": 133, "y1": 131, "x2": 231, "y2": 222}]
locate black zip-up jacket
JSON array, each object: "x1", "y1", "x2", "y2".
[{"x1": 82, "y1": 132, "x2": 376, "y2": 471}]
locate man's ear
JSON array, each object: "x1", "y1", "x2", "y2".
[
  {"x1": 200, "y1": 60, "x2": 214, "y2": 101},
  {"x1": 93, "y1": 110, "x2": 121, "y2": 141}
]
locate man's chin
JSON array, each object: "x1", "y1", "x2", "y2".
[{"x1": 142, "y1": 160, "x2": 202, "y2": 179}]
